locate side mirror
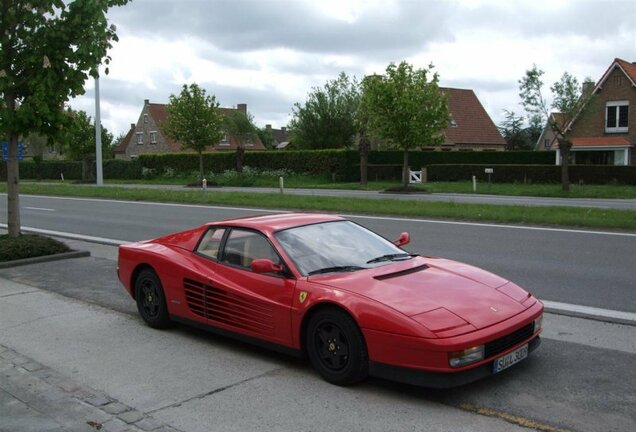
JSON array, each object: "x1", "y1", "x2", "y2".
[
  {"x1": 393, "y1": 232, "x2": 410, "y2": 247},
  {"x1": 251, "y1": 258, "x2": 283, "y2": 274}
]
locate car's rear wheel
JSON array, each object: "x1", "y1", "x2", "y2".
[
  {"x1": 135, "y1": 268, "x2": 171, "y2": 329},
  {"x1": 306, "y1": 308, "x2": 368, "y2": 385}
]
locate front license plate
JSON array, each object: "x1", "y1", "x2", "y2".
[{"x1": 492, "y1": 344, "x2": 528, "y2": 374}]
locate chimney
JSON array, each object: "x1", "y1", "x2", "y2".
[
  {"x1": 144, "y1": 99, "x2": 149, "y2": 105},
  {"x1": 582, "y1": 81, "x2": 595, "y2": 96},
  {"x1": 266, "y1": 124, "x2": 272, "y2": 131},
  {"x1": 237, "y1": 103, "x2": 247, "y2": 114},
  {"x1": 281, "y1": 127, "x2": 287, "y2": 133},
  {"x1": 130, "y1": 123, "x2": 135, "y2": 129}
]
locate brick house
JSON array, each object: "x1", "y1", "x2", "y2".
[
  {"x1": 264, "y1": 124, "x2": 290, "y2": 149},
  {"x1": 114, "y1": 100, "x2": 265, "y2": 160},
  {"x1": 536, "y1": 58, "x2": 635, "y2": 165},
  {"x1": 433, "y1": 88, "x2": 507, "y2": 151}
]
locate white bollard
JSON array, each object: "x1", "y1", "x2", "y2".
[
  {"x1": 472, "y1": 175, "x2": 477, "y2": 192},
  {"x1": 61, "y1": 173, "x2": 65, "y2": 183},
  {"x1": 202, "y1": 178, "x2": 207, "y2": 193},
  {"x1": 279, "y1": 176, "x2": 284, "y2": 194}
]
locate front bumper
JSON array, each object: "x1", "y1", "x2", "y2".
[{"x1": 369, "y1": 335, "x2": 541, "y2": 388}]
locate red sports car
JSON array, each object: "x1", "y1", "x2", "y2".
[{"x1": 118, "y1": 213, "x2": 543, "y2": 387}]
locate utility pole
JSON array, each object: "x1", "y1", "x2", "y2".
[{"x1": 94, "y1": 75, "x2": 103, "y2": 185}]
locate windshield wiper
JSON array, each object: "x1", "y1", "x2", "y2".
[
  {"x1": 366, "y1": 253, "x2": 417, "y2": 264},
  {"x1": 307, "y1": 266, "x2": 364, "y2": 276}
]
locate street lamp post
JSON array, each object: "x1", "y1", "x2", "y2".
[{"x1": 94, "y1": 75, "x2": 103, "y2": 186}]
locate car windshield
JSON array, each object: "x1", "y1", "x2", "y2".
[{"x1": 275, "y1": 221, "x2": 410, "y2": 276}]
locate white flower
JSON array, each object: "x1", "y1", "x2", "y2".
[
  {"x1": 0, "y1": 69, "x2": 6, "y2": 78},
  {"x1": 43, "y1": 55, "x2": 51, "y2": 68}
]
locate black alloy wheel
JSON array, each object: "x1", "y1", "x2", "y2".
[
  {"x1": 306, "y1": 308, "x2": 368, "y2": 385},
  {"x1": 135, "y1": 269, "x2": 171, "y2": 329}
]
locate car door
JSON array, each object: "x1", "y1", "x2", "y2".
[{"x1": 187, "y1": 227, "x2": 296, "y2": 347}]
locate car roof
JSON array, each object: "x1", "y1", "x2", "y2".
[{"x1": 207, "y1": 213, "x2": 344, "y2": 233}]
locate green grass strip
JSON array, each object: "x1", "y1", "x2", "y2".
[{"x1": 3, "y1": 183, "x2": 636, "y2": 231}]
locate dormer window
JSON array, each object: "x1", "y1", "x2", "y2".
[{"x1": 606, "y1": 101, "x2": 629, "y2": 133}]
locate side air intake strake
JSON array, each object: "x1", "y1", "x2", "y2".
[
  {"x1": 374, "y1": 264, "x2": 429, "y2": 281},
  {"x1": 183, "y1": 278, "x2": 274, "y2": 335}
]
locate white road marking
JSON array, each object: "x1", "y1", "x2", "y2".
[
  {"x1": 23, "y1": 206, "x2": 56, "y2": 212},
  {"x1": 1, "y1": 223, "x2": 633, "y2": 325},
  {"x1": 3, "y1": 193, "x2": 635, "y2": 238}
]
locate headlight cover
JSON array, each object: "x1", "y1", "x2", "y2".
[{"x1": 448, "y1": 345, "x2": 485, "y2": 368}]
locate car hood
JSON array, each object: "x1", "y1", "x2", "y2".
[{"x1": 311, "y1": 257, "x2": 528, "y2": 330}]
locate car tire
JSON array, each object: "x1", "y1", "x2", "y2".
[
  {"x1": 135, "y1": 268, "x2": 171, "y2": 329},
  {"x1": 306, "y1": 308, "x2": 369, "y2": 385}
]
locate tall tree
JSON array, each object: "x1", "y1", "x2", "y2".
[
  {"x1": 162, "y1": 83, "x2": 224, "y2": 182},
  {"x1": 256, "y1": 126, "x2": 274, "y2": 149},
  {"x1": 289, "y1": 72, "x2": 360, "y2": 149},
  {"x1": 361, "y1": 62, "x2": 449, "y2": 188},
  {"x1": 224, "y1": 110, "x2": 257, "y2": 173},
  {"x1": 57, "y1": 109, "x2": 113, "y2": 180},
  {"x1": 519, "y1": 66, "x2": 593, "y2": 191},
  {"x1": 498, "y1": 110, "x2": 534, "y2": 150},
  {"x1": 0, "y1": 0, "x2": 128, "y2": 237}
]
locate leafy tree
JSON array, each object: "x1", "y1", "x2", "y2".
[
  {"x1": 55, "y1": 109, "x2": 113, "y2": 180},
  {"x1": 24, "y1": 132, "x2": 48, "y2": 162},
  {"x1": 162, "y1": 83, "x2": 224, "y2": 182},
  {"x1": 256, "y1": 126, "x2": 274, "y2": 149},
  {"x1": 498, "y1": 110, "x2": 534, "y2": 150},
  {"x1": 361, "y1": 61, "x2": 449, "y2": 188},
  {"x1": 289, "y1": 72, "x2": 360, "y2": 150},
  {"x1": 519, "y1": 66, "x2": 593, "y2": 191},
  {"x1": 0, "y1": 0, "x2": 128, "y2": 237},
  {"x1": 224, "y1": 110, "x2": 257, "y2": 173}
]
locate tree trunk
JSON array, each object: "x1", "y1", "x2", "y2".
[
  {"x1": 402, "y1": 150, "x2": 409, "y2": 189},
  {"x1": 558, "y1": 138, "x2": 571, "y2": 192},
  {"x1": 198, "y1": 150, "x2": 204, "y2": 183},
  {"x1": 358, "y1": 130, "x2": 370, "y2": 186},
  {"x1": 236, "y1": 146, "x2": 245, "y2": 173},
  {"x1": 7, "y1": 131, "x2": 21, "y2": 237},
  {"x1": 82, "y1": 154, "x2": 96, "y2": 183}
]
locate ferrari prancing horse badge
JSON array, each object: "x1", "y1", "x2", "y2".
[{"x1": 299, "y1": 291, "x2": 308, "y2": 303}]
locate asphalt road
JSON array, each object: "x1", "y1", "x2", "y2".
[{"x1": 1, "y1": 193, "x2": 635, "y2": 313}]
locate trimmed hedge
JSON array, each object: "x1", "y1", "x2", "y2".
[
  {"x1": 367, "y1": 150, "x2": 555, "y2": 167},
  {"x1": 0, "y1": 159, "x2": 142, "y2": 181},
  {"x1": 139, "y1": 150, "x2": 358, "y2": 180},
  {"x1": 426, "y1": 164, "x2": 636, "y2": 185},
  {"x1": 2, "y1": 150, "x2": 632, "y2": 185}
]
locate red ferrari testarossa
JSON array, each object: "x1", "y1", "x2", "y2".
[{"x1": 118, "y1": 213, "x2": 543, "y2": 387}]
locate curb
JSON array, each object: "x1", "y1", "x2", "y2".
[{"x1": 0, "y1": 250, "x2": 91, "y2": 269}]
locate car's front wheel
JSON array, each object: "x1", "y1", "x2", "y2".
[
  {"x1": 306, "y1": 308, "x2": 368, "y2": 385},
  {"x1": 135, "y1": 268, "x2": 171, "y2": 329}
]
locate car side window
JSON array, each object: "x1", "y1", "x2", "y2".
[
  {"x1": 221, "y1": 229, "x2": 280, "y2": 269},
  {"x1": 196, "y1": 228, "x2": 226, "y2": 260}
]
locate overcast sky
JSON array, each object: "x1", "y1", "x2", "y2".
[{"x1": 70, "y1": 0, "x2": 636, "y2": 138}]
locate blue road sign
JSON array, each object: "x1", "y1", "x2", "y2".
[{"x1": 2, "y1": 141, "x2": 24, "y2": 161}]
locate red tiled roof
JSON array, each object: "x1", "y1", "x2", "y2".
[
  {"x1": 615, "y1": 58, "x2": 636, "y2": 85},
  {"x1": 440, "y1": 88, "x2": 506, "y2": 146},
  {"x1": 571, "y1": 137, "x2": 632, "y2": 147}
]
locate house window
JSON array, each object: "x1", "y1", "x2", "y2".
[
  {"x1": 219, "y1": 134, "x2": 230, "y2": 146},
  {"x1": 544, "y1": 138, "x2": 551, "y2": 149},
  {"x1": 149, "y1": 131, "x2": 157, "y2": 144},
  {"x1": 606, "y1": 101, "x2": 629, "y2": 133},
  {"x1": 143, "y1": 114, "x2": 148, "y2": 124},
  {"x1": 450, "y1": 118, "x2": 457, "y2": 127},
  {"x1": 136, "y1": 132, "x2": 143, "y2": 145}
]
